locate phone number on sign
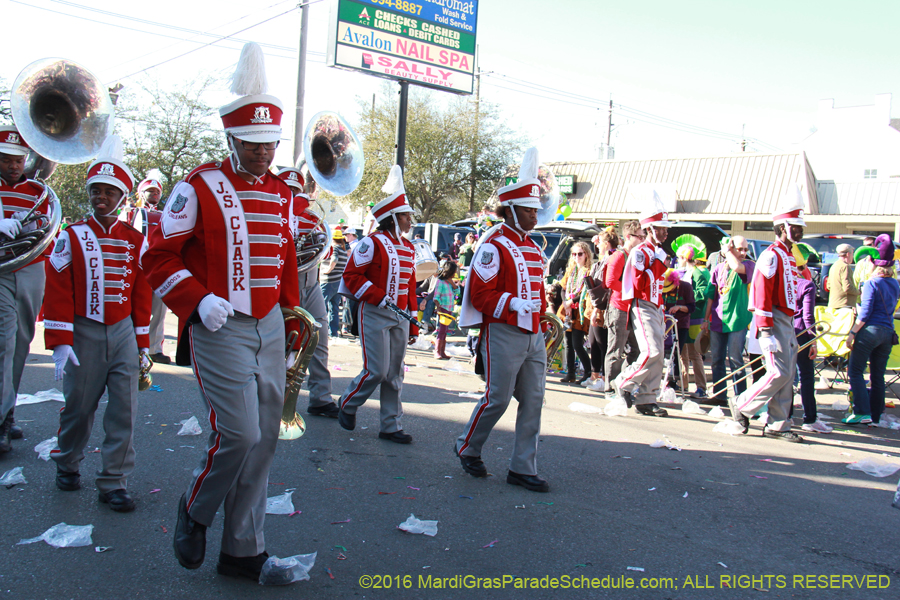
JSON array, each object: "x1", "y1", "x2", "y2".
[{"x1": 370, "y1": 0, "x2": 422, "y2": 16}]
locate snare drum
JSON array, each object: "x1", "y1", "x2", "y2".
[{"x1": 412, "y1": 239, "x2": 438, "y2": 281}]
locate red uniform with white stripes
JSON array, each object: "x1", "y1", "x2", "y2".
[
  {"x1": 749, "y1": 239, "x2": 797, "y2": 328},
  {"x1": 142, "y1": 157, "x2": 301, "y2": 358},
  {"x1": 0, "y1": 178, "x2": 50, "y2": 269},
  {"x1": 466, "y1": 224, "x2": 547, "y2": 333},
  {"x1": 43, "y1": 217, "x2": 152, "y2": 349},
  {"x1": 341, "y1": 229, "x2": 418, "y2": 320},
  {"x1": 290, "y1": 195, "x2": 332, "y2": 263},
  {"x1": 624, "y1": 240, "x2": 668, "y2": 308}
]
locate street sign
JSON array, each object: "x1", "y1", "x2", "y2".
[
  {"x1": 556, "y1": 175, "x2": 575, "y2": 194},
  {"x1": 327, "y1": 0, "x2": 479, "y2": 95}
]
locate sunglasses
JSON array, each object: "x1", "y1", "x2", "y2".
[{"x1": 571, "y1": 251, "x2": 585, "y2": 256}]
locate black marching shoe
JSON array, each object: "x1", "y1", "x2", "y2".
[
  {"x1": 378, "y1": 430, "x2": 413, "y2": 444},
  {"x1": 149, "y1": 352, "x2": 172, "y2": 365},
  {"x1": 55, "y1": 467, "x2": 81, "y2": 491},
  {"x1": 727, "y1": 395, "x2": 750, "y2": 433},
  {"x1": 762, "y1": 428, "x2": 804, "y2": 443},
  {"x1": 635, "y1": 403, "x2": 668, "y2": 417},
  {"x1": 307, "y1": 403, "x2": 340, "y2": 418},
  {"x1": 338, "y1": 409, "x2": 356, "y2": 431},
  {"x1": 507, "y1": 470, "x2": 550, "y2": 493},
  {"x1": 456, "y1": 446, "x2": 487, "y2": 478},
  {"x1": 99, "y1": 489, "x2": 136, "y2": 513},
  {"x1": 174, "y1": 493, "x2": 207, "y2": 570},
  {"x1": 6, "y1": 410, "x2": 22, "y2": 440},
  {"x1": 217, "y1": 551, "x2": 270, "y2": 581},
  {"x1": 0, "y1": 416, "x2": 10, "y2": 453}
]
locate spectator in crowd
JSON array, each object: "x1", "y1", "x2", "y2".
[
  {"x1": 853, "y1": 245, "x2": 879, "y2": 290},
  {"x1": 343, "y1": 227, "x2": 359, "y2": 251},
  {"x1": 321, "y1": 227, "x2": 349, "y2": 337},
  {"x1": 432, "y1": 262, "x2": 459, "y2": 360},
  {"x1": 450, "y1": 233, "x2": 463, "y2": 260},
  {"x1": 459, "y1": 232, "x2": 477, "y2": 268},
  {"x1": 844, "y1": 234, "x2": 900, "y2": 425},
  {"x1": 828, "y1": 243, "x2": 859, "y2": 311},
  {"x1": 558, "y1": 241, "x2": 594, "y2": 384},
  {"x1": 863, "y1": 236, "x2": 876, "y2": 247},
  {"x1": 661, "y1": 269, "x2": 695, "y2": 391},
  {"x1": 704, "y1": 236, "x2": 755, "y2": 405},
  {"x1": 604, "y1": 220, "x2": 642, "y2": 385},
  {"x1": 673, "y1": 237, "x2": 711, "y2": 398},
  {"x1": 792, "y1": 244, "x2": 832, "y2": 433},
  {"x1": 583, "y1": 229, "x2": 618, "y2": 392}
]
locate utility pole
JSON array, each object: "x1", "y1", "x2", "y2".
[
  {"x1": 741, "y1": 124, "x2": 747, "y2": 152},
  {"x1": 468, "y1": 48, "x2": 480, "y2": 215},
  {"x1": 292, "y1": 1, "x2": 310, "y2": 166},
  {"x1": 606, "y1": 96, "x2": 613, "y2": 160},
  {"x1": 394, "y1": 80, "x2": 409, "y2": 168}
]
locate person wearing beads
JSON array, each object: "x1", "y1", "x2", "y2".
[{"x1": 558, "y1": 240, "x2": 594, "y2": 384}]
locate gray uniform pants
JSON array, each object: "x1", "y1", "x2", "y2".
[
  {"x1": 185, "y1": 306, "x2": 284, "y2": 557},
  {"x1": 734, "y1": 310, "x2": 796, "y2": 432},
  {"x1": 51, "y1": 316, "x2": 138, "y2": 493},
  {"x1": 604, "y1": 303, "x2": 639, "y2": 384},
  {"x1": 298, "y1": 269, "x2": 332, "y2": 407},
  {"x1": 616, "y1": 300, "x2": 665, "y2": 405},
  {"x1": 456, "y1": 323, "x2": 547, "y2": 476},
  {"x1": 339, "y1": 301, "x2": 409, "y2": 434},
  {"x1": 0, "y1": 262, "x2": 45, "y2": 420},
  {"x1": 148, "y1": 293, "x2": 166, "y2": 355}
]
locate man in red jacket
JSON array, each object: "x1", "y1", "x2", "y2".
[
  {"x1": 455, "y1": 148, "x2": 550, "y2": 492},
  {"x1": 604, "y1": 220, "x2": 643, "y2": 386},
  {"x1": 45, "y1": 136, "x2": 151, "y2": 512},
  {"x1": 143, "y1": 43, "x2": 301, "y2": 580}
]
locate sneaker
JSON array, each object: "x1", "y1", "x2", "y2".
[
  {"x1": 763, "y1": 428, "x2": 804, "y2": 443},
  {"x1": 580, "y1": 378, "x2": 593, "y2": 387},
  {"x1": 587, "y1": 378, "x2": 606, "y2": 392},
  {"x1": 801, "y1": 420, "x2": 833, "y2": 434},
  {"x1": 841, "y1": 414, "x2": 872, "y2": 425},
  {"x1": 693, "y1": 388, "x2": 708, "y2": 400}
]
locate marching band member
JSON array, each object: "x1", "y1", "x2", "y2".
[
  {"x1": 137, "y1": 170, "x2": 172, "y2": 364},
  {"x1": 337, "y1": 165, "x2": 418, "y2": 443},
  {"x1": 729, "y1": 186, "x2": 805, "y2": 443},
  {"x1": 455, "y1": 147, "x2": 550, "y2": 492},
  {"x1": 612, "y1": 192, "x2": 672, "y2": 417},
  {"x1": 0, "y1": 126, "x2": 50, "y2": 451},
  {"x1": 277, "y1": 167, "x2": 338, "y2": 418},
  {"x1": 143, "y1": 43, "x2": 301, "y2": 579},
  {"x1": 44, "y1": 136, "x2": 151, "y2": 512}
]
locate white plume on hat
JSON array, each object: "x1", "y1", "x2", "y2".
[
  {"x1": 230, "y1": 42, "x2": 268, "y2": 96},
  {"x1": 98, "y1": 135, "x2": 125, "y2": 163},
  {"x1": 86, "y1": 134, "x2": 135, "y2": 196},
  {"x1": 145, "y1": 168, "x2": 163, "y2": 181},
  {"x1": 773, "y1": 183, "x2": 806, "y2": 227},
  {"x1": 638, "y1": 189, "x2": 673, "y2": 228},
  {"x1": 518, "y1": 146, "x2": 539, "y2": 180},
  {"x1": 381, "y1": 164, "x2": 406, "y2": 196}
]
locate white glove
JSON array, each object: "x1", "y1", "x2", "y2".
[
  {"x1": 655, "y1": 248, "x2": 668, "y2": 262},
  {"x1": 11, "y1": 211, "x2": 37, "y2": 233},
  {"x1": 530, "y1": 299, "x2": 542, "y2": 312},
  {"x1": 509, "y1": 297, "x2": 535, "y2": 319},
  {"x1": 286, "y1": 351, "x2": 297, "y2": 372},
  {"x1": 758, "y1": 335, "x2": 780, "y2": 354},
  {"x1": 52, "y1": 345, "x2": 80, "y2": 381},
  {"x1": 377, "y1": 296, "x2": 389, "y2": 309},
  {"x1": 0, "y1": 218, "x2": 21, "y2": 239},
  {"x1": 197, "y1": 294, "x2": 234, "y2": 332}
]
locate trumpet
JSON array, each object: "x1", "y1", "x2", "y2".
[
  {"x1": 708, "y1": 320, "x2": 832, "y2": 394},
  {"x1": 280, "y1": 306, "x2": 321, "y2": 440}
]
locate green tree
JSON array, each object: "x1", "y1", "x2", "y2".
[{"x1": 348, "y1": 84, "x2": 525, "y2": 224}]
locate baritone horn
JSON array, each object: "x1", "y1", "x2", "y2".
[
  {"x1": 280, "y1": 306, "x2": 321, "y2": 440},
  {"x1": 3, "y1": 58, "x2": 114, "y2": 274},
  {"x1": 541, "y1": 312, "x2": 565, "y2": 361}
]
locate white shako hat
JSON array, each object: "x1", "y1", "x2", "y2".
[
  {"x1": 772, "y1": 183, "x2": 806, "y2": 227},
  {"x1": 138, "y1": 168, "x2": 163, "y2": 194},
  {"x1": 371, "y1": 165, "x2": 414, "y2": 221},
  {"x1": 497, "y1": 147, "x2": 542, "y2": 209},
  {"x1": 219, "y1": 43, "x2": 283, "y2": 144},
  {"x1": 0, "y1": 125, "x2": 30, "y2": 156},
  {"x1": 85, "y1": 135, "x2": 134, "y2": 195},
  {"x1": 639, "y1": 190, "x2": 673, "y2": 228}
]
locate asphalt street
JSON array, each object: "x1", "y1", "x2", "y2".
[{"x1": 1, "y1": 314, "x2": 898, "y2": 600}]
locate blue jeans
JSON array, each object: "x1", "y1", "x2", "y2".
[
  {"x1": 795, "y1": 331, "x2": 817, "y2": 423},
  {"x1": 320, "y1": 281, "x2": 342, "y2": 337},
  {"x1": 710, "y1": 328, "x2": 748, "y2": 402},
  {"x1": 847, "y1": 324, "x2": 894, "y2": 422}
]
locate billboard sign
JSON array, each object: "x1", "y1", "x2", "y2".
[{"x1": 327, "y1": 0, "x2": 479, "y2": 94}]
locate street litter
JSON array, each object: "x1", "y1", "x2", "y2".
[
  {"x1": 713, "y1": 420, "x2": 746, "y2": 436},
  {"x1": 0, "y1": 466, "x2": 27, "y2": 487},
  {"x1": 16, "y1": 388, "x2": 65, "y2": 406},
  {"x1": 410, "y1": 335, "x2": 433, "y2": 351},
  {"x1": 458, "y1": 392, "x2": 481, "y2": 399},
  {"x1": 708, "y1": 407, "x2": 725, "y2": 418},
  {"x1": 750, "y1": 476, "x2": 768, "y2": 479},
  {"x1": 718, "y1": 562, "x2": 728, "y2": 568},
  {"x1": 482, "y1": 540, "x2": 498, "y2": 548},
  {"x1": 683, "y1": 492, "x2": 689, "y2": 498},
  {"x1": 831, "y1": 398, "x2": 850, "y2": 411},
  {"x1": 443, "y1": 360, "x2": 474, "y2": 374},
  {"x1": 94, "y1": 547, "x2": 112, "y2": 553},
  {"x1": 265, "y1": 491, "x2": 295, "y2": 515},
  {"x1": 682, "y1": 400, "x2": 707, "y2": 415},
  {"x1": 627, "y1": 567, "x2": 645, "y2": 572},
  {"x1": 569, "y1": 402, "x2": 603, "y2": 414},
  {"x1": 258, "y1": 552, "x2": 317, "y2": 585},
  {"x1": 604, "y1": 397, "x2": 629, "y2": 417},
  {"x1": 872, "y1": 414, "x2": 900, "y2": 430},
  {"x1": 846, "y1": 458, "x2": 900, "y2": 478},
  {"x1": 34, "y1": 437, "x2": 57, "y2": 461},
  {"x1": 648, "y1": 487, "x2": 656, "y2": 491},
  {"x1": 18, "y1": 523, "x2": 93, "y2": 548},
  {"x1": 398, "y1": 514, "x2": 438, "y2": 536},
  {"x1": 446, "y1": 344, "x2": 470, "y2": 358},
  {"x1": 177, "y1": 416, "x2": 202, "y2": 436},
  {"x1": 649, "y1": 439, "x2": 681, "y2": 451}
]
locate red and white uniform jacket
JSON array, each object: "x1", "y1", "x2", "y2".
[
  {"x1": 749, "y1": 239, "x2": 797, "y2": 328},
  {"x1": 142, "y1": 158, "x2": 301, "y2": 351},
  {"x1": 621, "y1": 240, "x2": 668, "y2": 308},
  {"x1": 339, "y1": 229, "x2": 418, "y2": 335},
  {"x1": 459, "y1": 224, "x2": 547, "y2": 334},
  {"x1": 44, "y1": 216, "x2": 152, "y2": 349},
  {"x1": 0, "y1": 177, "x2": 50, "y2": 270},
  {"x1": 121, "y1": 206, "x2": 162, "y2": 237},
  {"x1": 290, "y1": 194, "x2": 332, "y2": 264}
]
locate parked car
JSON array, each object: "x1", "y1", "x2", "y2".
[
  {"x1": 803, "y1": 234, "x2": 868, "y2": 303},
  {"x1": 745, "y1": 239, "x2": 772, "y2": 262}
]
